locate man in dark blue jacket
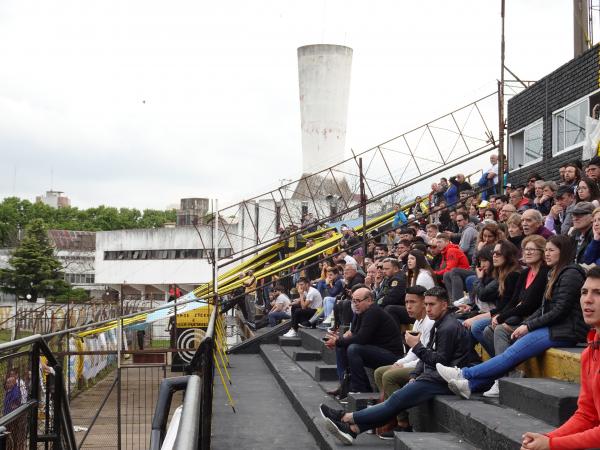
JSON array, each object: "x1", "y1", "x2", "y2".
[{"x1": 319, "y1": 287, "x2": 480, "y2": 445}]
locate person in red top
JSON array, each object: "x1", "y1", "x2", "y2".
[
  {"x1": 520, "y1": 267, "x2": 600, "y2": 450},
  {"x1": 433, "y1": 232, "x2": 470, "y2": 277}
]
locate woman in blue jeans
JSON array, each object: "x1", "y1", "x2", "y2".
[
  {"x1": 437, "y1": 235, "x2": 589, "y2": 399},
  {"x1": 467, "y1": 240, "x2": 520, "y2": 356}
]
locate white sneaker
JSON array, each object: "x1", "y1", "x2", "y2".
[
  {"x1": 435, "y1": 363, "x2": 465, "y2": 383},
  {"x1": 282, "y1": 329, "x2": 297, "y2": 338},
  {"x1": 448, "y1": 379, "x2": 471, "y2": 399},
  {"x1": 453, "y1": 296, "x2": 469, "y2": 307},
  {"x1": 483, "y1": 380, "x2": 500, "y2": 398}
]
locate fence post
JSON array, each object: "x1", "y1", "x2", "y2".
[
  {"x1": 0, "y1": 426, "x2": 7, "y2": 450},
  {"x1": 200, "y1": 338, "x2": 214, "y2": 450},
  {"x1": 29, "y1": 344, "x2": 40, "y2": 449}
]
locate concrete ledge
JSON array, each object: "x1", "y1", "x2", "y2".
[
  {"x1": 346, "y1": 392, "x2": 381, "y2": 411},
  {"x1": 279, "y1": 336, "x2": 303, "y2": 347},
  {"x1": 292, "y1": 350, "x2": 322, "y2": 361},
  {"x1": 315, "y1": 364, "x2": 339, "y2": 381},
  {"x1": 411, "y1": 396, "x2": 553, "y2": 450},
  {"x1": 228, "y1": 321, "x2": 290, "y2": 354},
  {"x1": 394, "y1": 432, "x2": 477, "y2": 450},
  {"x1": 499, "y1": 378, "x2": 580, "y2": 427}
]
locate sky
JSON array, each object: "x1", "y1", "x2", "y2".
[{"x1": 0, "y1": 0, "x2": 585, "y2": 210}]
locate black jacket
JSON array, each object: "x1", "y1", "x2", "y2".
[
  {"x1": 473, "y1": 275, "x2": 498, "y2": 307},
  {"x1": 572, "y1": 227, "x2": 593, "y2": 264},
  {"x1": 336, "y1": 304, "x2": 404, "y2": 355},
  {"x1": 341, "y1": 273, "x2": 365, "y2": 300},
  {"x1": 496, "y1": 266, "x2": 549, "y2": 324},
  {"x1": 449, "y1": 176, "x2": 473, "y2": 193},
  {"x1": 410, "y1": 311, "x2": 481, "y2": 384},
  {"x1": 524, "y1": 265, "x2": 589, "y2": 343},
  {"x1": 490, "y1": 270, "x2": 521, "y2": 316},
  {"x1": 378, "y1": 272, "x2": 407, "y2": 308}
]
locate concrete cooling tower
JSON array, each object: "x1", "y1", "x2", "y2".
[{"x1": 297, "y1": 44, "x2": 353, "y2": 175}]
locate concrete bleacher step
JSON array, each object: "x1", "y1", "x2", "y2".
[
  {"x1": 499, "y1": 378, "x2": 580, "y2": 427},
  {"x1": 394, "y1": 432, "x2": 477, "y2": 450},
  {"x1": 314, "y1": 364, "x2": 339, "y2": 381},
  {"x1": 278, "y1": 336, "x2": 302, "y2": 347},
  {"x1": 292, "y1": 349, "x2": 322, "y2": 361},
  {"x1": 298, "y1": 328, "x2": 337, "y2": 364},
  {"x1": 346, "y1": 392, "x2": 381, "y2": 411},
  {"x1": 411, "y1": 395, "x2": 554, "y2": 450},
  {"x1": 260, "y1": 344, "x2": 393, "y2": 449}
]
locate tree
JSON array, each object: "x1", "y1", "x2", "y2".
[{"x1": 0, "y1": 219, "x2": 69, "y2": 301}]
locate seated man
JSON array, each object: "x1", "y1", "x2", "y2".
[
  {"x1": 519, "y1": 267, "x2": 600, "y2": 450},
  {"x1": 324, "y1": 287, "x2": 404, "y2": 396},
  {"x1": 246, "y1": 284, "x2": 291, "y2": 331},
  {"x1": 319, "y1": 287, "x2": 480, "y2": 445},
  {"x1": 377, "y1": 258, "x2": 410, "y2": 327},
  {"x1": 282, "y1": 277, "x2": 322, "y2": 338},
  {"x1": 332, "y1": 263, "x2": 365, "y2": 331},
  {"x1": 373, "y1": 285, "x2": 435, "y2": 439}
]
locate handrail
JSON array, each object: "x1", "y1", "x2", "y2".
[
  {"x1": 150, "y1": 376, "x2": 192, "y2": 450},
  {"x1": 173, "y1": 375, "x2": 202, "y2": 450}
]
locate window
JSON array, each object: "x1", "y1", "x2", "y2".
[
  {"x1": 508, "y1": 119, "x2": 543, "y2": 170},
  {"x1": 553, "y1": 98, "x2": 588, "y2": 154},
  {"x1": 103, "y1": 248, "x2": 227, "y2": 260}
]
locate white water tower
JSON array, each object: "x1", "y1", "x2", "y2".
[{"x1": 297, "y1": 44, "x2": 353, "y2": 175}]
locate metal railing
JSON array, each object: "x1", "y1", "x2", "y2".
[
  {"x1": 0, "y1": 334, "x2": 77, "y2": 450},
  {"x1": 149, "y1": 303, "x2": 219, "y2": 450}
]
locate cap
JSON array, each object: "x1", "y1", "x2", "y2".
[
  {"x1": 504, "y1": 183, "x2": 513, "y2": 189},
  {"x1": 478, "y1": 200, "x2": 489, "y2": 209},
  {"x1": 556, "y1": 185, "x2": 574, "y2": 198},
  {"x1": 572, "y1": 201, "x2": 595, "y2": 215}
]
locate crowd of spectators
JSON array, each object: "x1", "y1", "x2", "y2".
[{"x1": 234, "y1": 153, "x2": 600, "y2": 447}]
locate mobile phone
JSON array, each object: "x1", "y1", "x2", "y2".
[
  {"x1": 322, "y1": 337, "x2": 330, "y2": 342},
  {"x1": 408, "y1": 331, "x2": 419, "y2": 336}
]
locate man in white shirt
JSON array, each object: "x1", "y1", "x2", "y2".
[
  {"x1": 480, "y1": 154, "x2": 499, "y2": 200},
  {"x1": 283, "y1": 277, "x2": 323, "y2": 337},
  {"x1": 267, "y1": 285, "x2": 292, "y2": 327},
  {"x1": 373, "y1": 285, "x2": 435, "y2": 439}
]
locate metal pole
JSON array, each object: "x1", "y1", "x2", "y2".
[
  {"x1": 498, "y1": 0, "x2": 506, "y2": 196},
  {"x1": 213, "y1": 199, "x2": 219, "y2": 303},
  {"x1": 359, "y1": 158, "x2": 367, "y2": 268},
  {"x1": 117, "y1": 283, "x2": 123, "y2": 450}
]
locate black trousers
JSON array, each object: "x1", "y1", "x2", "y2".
[
  {"x1": 333, "y1": 299, "x2": 353, "y2": 328},
  {"x1": 291, "y1": 305, "x2": 317, "y2": 330}
]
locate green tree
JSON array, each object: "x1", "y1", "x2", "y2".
[{"x1": 0, "y1": 219, "x2": 69, "y2": 301}]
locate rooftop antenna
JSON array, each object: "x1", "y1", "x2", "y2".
[{"x1": 50, "y1": 167, "x2": 54, "y2": 191}]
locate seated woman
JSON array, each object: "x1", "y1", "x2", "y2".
[
  {"x1": 406, "y1": 250, "x2": 436, "y2": 289},
  {"x1": 437, "y1": 235, "x2": 589, "y2": 399},
  {"x1": 454, "y1": 245, "x2": 495, "y2": 318},
  {"x1": 576, "y1": 176, "x2": 600, "y2": 208},
  {"x1": 464, "y1": 240, "x2": 521, "y2": 356},
  {"x1": 478, "y1": 235, "x2": 549, "y2": 397},
  {"x1": 505, "y1": 213, "x2": 524, "y2": 252},
  {"x1": 583, "y1": 206, "x2": 600, "y2": 266}
]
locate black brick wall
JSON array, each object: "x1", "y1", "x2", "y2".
[{"x1": 507, "y1": 44, "x2": 599, "y2": 185}]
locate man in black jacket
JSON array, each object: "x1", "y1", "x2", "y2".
[
  {"x1": 378, "y1": 258, "x2": 411, "y2": 327},
  {"x1": 325, "y1": 287, "x2": 404, "y2": 393},
  {"x1": 332, "y1": 263, "x2": 365, "y2": 330},
  {"x1": 319, "y1": 287, "x2": 480, "y2": 445}
]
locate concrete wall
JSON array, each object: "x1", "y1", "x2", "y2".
[
  {"x1": 507, "y1": 44, "x2": 600, "y2": 185},
  {"x1": 298, "y1": 44, "x2": 353, "y2": 174}
]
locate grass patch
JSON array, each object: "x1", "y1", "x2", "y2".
[{"x1": 0, "y1": 329, "x2": 33, "y2": 343}]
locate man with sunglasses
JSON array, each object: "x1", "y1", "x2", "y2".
[{"x1": 324, "y1": 287, "x2": 404, "y2": 394}]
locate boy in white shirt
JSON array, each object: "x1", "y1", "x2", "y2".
[{"x1": 373, "y1": 285, "x2": 435, "y2": 439}]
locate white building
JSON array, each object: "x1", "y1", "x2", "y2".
[
  {"x1": 36, "y1": 190, "x2": 71, "y2": 208},
  {"x1": 94, "y1": 225, "x2": 233, "y2": 300}
]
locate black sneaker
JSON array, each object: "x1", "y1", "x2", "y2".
[
  {"x1": 319, "y1": 403, "x2": 344, "y2": 422},
  {"x1": 324, "y1": 418, "x2": 357, "y2": 445}
]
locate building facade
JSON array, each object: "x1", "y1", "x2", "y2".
[{"x1": 507, "y1": 44, "x2": 600, "y2": 185}]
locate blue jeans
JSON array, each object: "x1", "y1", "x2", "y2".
[
  {"x1": 268, "y1": 311, "x2": 290, "y2": 327},
  {"x1": 352, "y1": 380, "x2": 451, "y2": 432},
  {"x1": 471, "y1": 318, "x2": 493, "y2": 356},
  {"x1": 463, "y1": 327, "x2": 572, "y2": 391},
  {"x1": 465, "y1": 275, "x2": 476, "y2": 295},
  {"x1": 335, "y1": 344, "x2": 401, "y2": 392},
  {"x1": 323, "y1": 297, "x2": 336, "y2": 321}
]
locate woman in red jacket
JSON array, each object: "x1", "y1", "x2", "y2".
[{"x1": 520, "y1": 267, "x2": 600, "y2": 450}]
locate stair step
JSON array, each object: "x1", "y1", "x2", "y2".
[
  {"x1": 411, "y1": 396, "x2": 553, "y2": 450},
  {"x1": 314, "y1": 364, "x2": 339, "y2": 381},
  {"x1": 228, "y1": 321, "x2": 290, "y2": 354},
  {"x1": 260, "y1": 344, "x2": 394, "y2": 449},
  {"x1": 292, "y1": 350, "x2": 322, "y2": 361},
  {"x1": 499, "y1": 378, "x2": 580, "y2": 427},
  {"x1": 278, "y1": 336, "x2": 302, "y2": 347},
  {"x1": 394, "y1": 432, "x2": 477, "y2": 450},
  {"x1": 298, "y1": 328, "x2": 337, "y2": 364},
  {"x1": 346, "y1": 392, "x2": 381, "y2": 411}
]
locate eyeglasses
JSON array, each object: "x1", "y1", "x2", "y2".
[
  {"x1": 492, "y1": 251, "x2": 503, "y2": 256},
  {"x1": 523, "y1": 248, "x2": 542, "y2": 253},
  {"x1": 376, "y1": 265, "x2": 383, "y2": 269},
  {"x1": 528, "y1": 179, "x2": 536, "y2": 183},
  {"x1": 351, "y1": 297, "x2": 369, "y2": 304}
]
